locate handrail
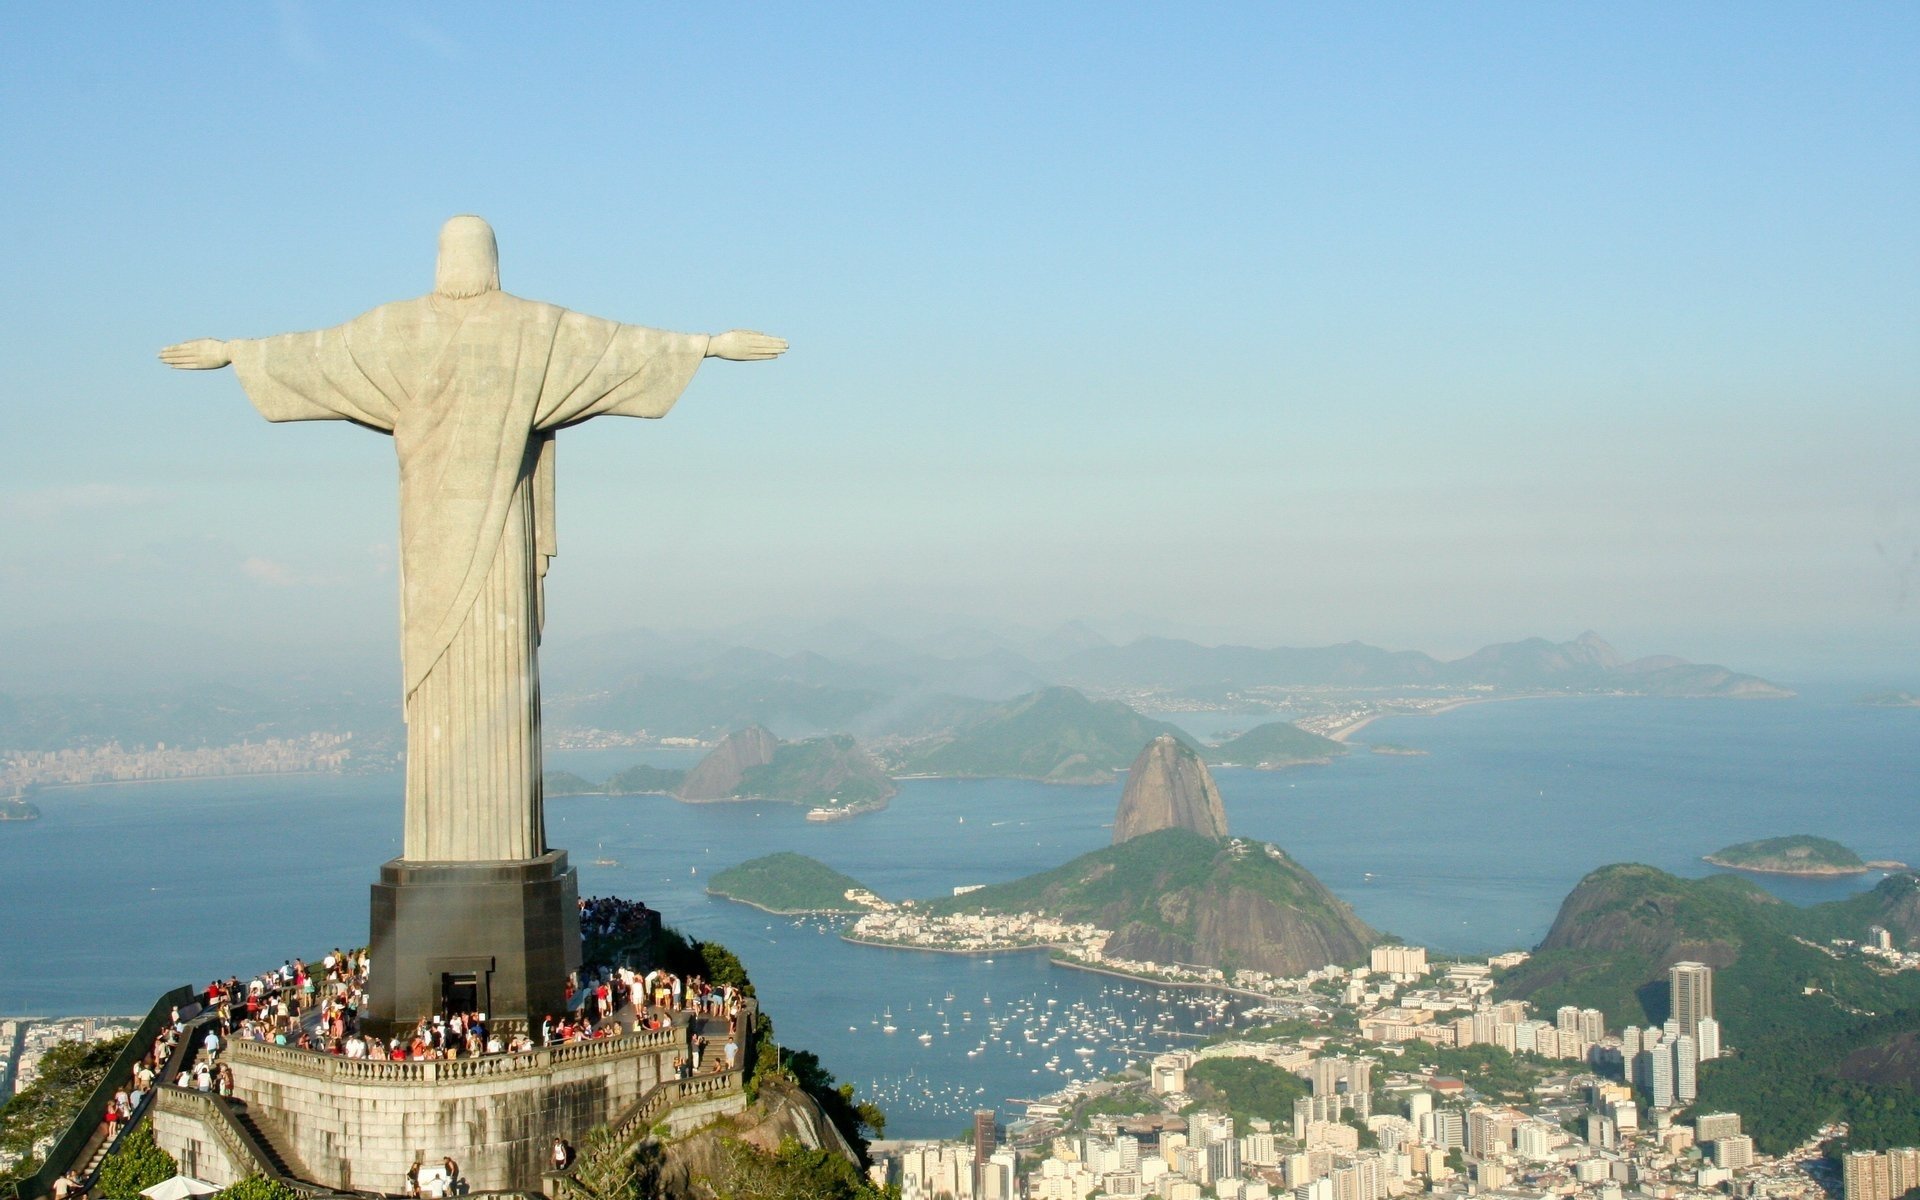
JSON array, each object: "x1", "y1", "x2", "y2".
[
  {"x1": 565, "y1": 1069, "x2": 745, "y2": 1199},
  {"x1": 224, "y1": 1021, "x2": 686, "y2": 1084},
  {"x1": 11, "y1": 984, "x2": 196, "y2": 1200},
  {"x1": 154, "y1": 1089, "x2": 282, "y2": 1186}
]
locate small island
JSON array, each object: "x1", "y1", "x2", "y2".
[
  {"x1": 1367, "y1": 742, "x2": 1428, "y2": 757},
  {"x1": 1859, "y1": 690, "x2": 1920, "y2": 708},
  {"x1": 0, "y1": 797, "x2": 41, "y2": 822},
  {"x1": 706, "y1": 851, "x2": 878, "y2": 914},
  {"x1": 1704, "y1": 834, "x2": 1904, "y2": 876}
]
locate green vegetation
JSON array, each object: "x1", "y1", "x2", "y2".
[
  {"x1": 1204, "y1": 722, "x2": 1345, "y2": 767},
  {"x1": 543, "y1": 765, "x2": 688, "y2": 797},
  {"x1": 1182, "y1": 1058, "x2": 1309, "y2": 1131},
  {"x1": 1071, "y1": 1091, "x2": 1162, "y2": 1128},
  {"x1": 96, "y1": 1122, "x2": 178, "y2": 1199},
  {"x1": 737, "y1": 736, "x2": 895, "y2": 806},
  {"x1": 928, "y1": 828, "x2": 1346, "y2": 927},
  {"x1": 0, "y1": 1033, "x2": 131, "y2": 1183},
  {"x1": 709, "y1": 853, "x2": 872, "y2": 914},
  {"x1": 212, "y1": 1179, "x2": 302, "y2": 1200},
  {"x1": 897, "y1": 687, "x2": 1195, "y2": 783},
  {"x1": 1705, "y1": 835, "x2": 1867, "y2": 874},
  {"x1": 922, "y1": 827, "x2": 1374, "y2": 975},
  {"x1": 1501, "y1": 863, "x2": 1920, "y2": 1154},
  {"x1": 0, "y1": 797, "x2": 40, "y2": 820},
  {"x1": 710, "y1": 1135, "x2": 887, "y2": 1200},
  {"x1": 544, "y1": 769, "x2": 601, "y2": 796},
  {"x1": 606, "y1": 763, "x2": 687, "y2": 794},
  {"x1": 646, "y1": 927, "x2": 757, "y2": 996},
  {"x1": 1370, "y1": 1044, "x2": 1552, "y2": 1105},
  {"x1": 1236, "y1": 1016, "x2": 1334, "y2": 1043}
]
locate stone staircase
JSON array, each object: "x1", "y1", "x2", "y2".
[{"x1": 226, "y1": 1100, "x2": 310, "y2": 1182}]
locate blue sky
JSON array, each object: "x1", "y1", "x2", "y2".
[{"x1": 1, "y1": 3, "x2": 1915, "y2": 686}]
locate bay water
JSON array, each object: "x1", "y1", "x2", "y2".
[{"x1": 1, "y1": 694, "x2": 1912, "y2": 1135}]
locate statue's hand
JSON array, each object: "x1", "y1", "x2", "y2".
[
  {"x1": 158, "y1": 339, "x2": 233, "y2": 370},
  {"x1": 707, "y1": 330, "x2": 788, "y2": 362}
]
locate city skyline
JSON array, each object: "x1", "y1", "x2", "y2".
[{"x1": 2, "y1": 5, "x2": 1916, "y2": 692}]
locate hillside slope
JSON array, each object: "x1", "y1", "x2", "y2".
[{"x1": 929, "y1": 828, "x2": 1376, "y2": 977}]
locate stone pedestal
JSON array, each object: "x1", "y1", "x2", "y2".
[{"x1": 366, "y1": 851, "x2": 580, "y2": 1037}]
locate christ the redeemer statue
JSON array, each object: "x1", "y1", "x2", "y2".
[{"x1": 162, "y1": 216, "x2": 785, "y2": 865}]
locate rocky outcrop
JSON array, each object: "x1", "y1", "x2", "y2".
[
  {"x1": 656, "y1": 1078, "x2": 858, "y2": 1200},
  {"x1": 1113, "y1": 735, "x2": 1228, "y2": 844},
  {"x1": 676, "y1": 726, "x2": 778, "y2": 801}
]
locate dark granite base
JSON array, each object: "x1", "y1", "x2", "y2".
[{"x1": 364, "y1": 851, "x2": 581, "y2": 1038}]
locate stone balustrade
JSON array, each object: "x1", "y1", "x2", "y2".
[{"x1": 224, "y1": 1023, "x2": 685, "y2": 1084}]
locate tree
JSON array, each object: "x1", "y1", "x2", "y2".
[
  {"x1": 0, "y1": 1034, "x2": 132, "y2": 1181},
  {"x1": 96, "y1": 1121, "x2": 177, "y2": 1199},
  {"x1": 213, "y1": 1178, "x2": 302, "y2": 1200}
]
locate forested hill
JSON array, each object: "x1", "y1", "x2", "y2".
[
  {"x1": 927, "y1": 827, "x2": 1376, "y2": 977},
  {"x1": 1500, "y1": 864, "x2": 1920, "y2": 1154},
  {"x1": 892, "y1": 687, "x2": 1194, "y2": 784}
]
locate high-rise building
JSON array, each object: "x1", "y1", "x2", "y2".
[
  {"x1": 1670, "y1": 961, "x2": 1714, "y2": 1041},
  {"x1": 1696, "y1": 1016, "x2": 1721, "y2": 1061},
  {"x1": 1370, "y1": 946, "x2": 1429, "y2": 978},
  {"x1": 1674, "y1": 1036, "x2": 1697, "y2": 1103},
  {"x1": 1714, "y1": 1136, "x2": 1755, "y2": 1170},
  {"x1": 1557, "y1": 1005, "x2": 1582, "y2": 1034},
  {"x1": 1580, "y1": 1008, "x2": 1607, "y2": 1042},
  {"x1": 1647, "y1": 1047, "x2": 1674, "y2": 1109},
  {"x1": 1694, "y1": 1113, "x2": 1742, "y2": 1142},
  {"x1": 1431, "y1": 1111, "x2": 1465, "y2": 1150},
  {"x1": 1845, "y1": 1150, "x2": 1894, "y2": 1200},
  {"x1": 1889, "y1": 1148, "x2": 1920, "y2": 1197},
  {"x1": 1310, "y1": 1056, "x2": 1374, "y2": 1118},
  {"x1": 973, "y1": 1109, "x2": 997, "y2": 1197},
  {"x1": 1407, "y1": 1092, "x2": 1433, "y2": 1139}
]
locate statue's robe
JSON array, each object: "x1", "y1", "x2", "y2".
[{"x1": 229, "y1": 291, "x2": 707, "y2": 861}]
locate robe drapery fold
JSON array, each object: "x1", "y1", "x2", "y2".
[{"x1": 230, "y1": 291, "x2": 707, "y2": 862}]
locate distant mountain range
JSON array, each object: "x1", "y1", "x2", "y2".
[
  {"x1": 0, "y1": 626, "x2": 1788, "y2": 753},
  {"x1": 546, "y1": 726, "x2": 895, "y2": 809},
  {"x1": 541, "y1": 629, "x2": 1787, "y2": 741},
  {"x1": 1051, "y1": 630, "x2": 1789, "y2": 699},
  {"x1": 891, "y1": 687, "x2": 1193, "y2": 784}
]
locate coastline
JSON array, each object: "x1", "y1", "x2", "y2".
[
  {"x1": 706, "y1": 889, "x2": 864, "y2": 917},
  {"x1": 1326, "y1": 692, "x2": 1557, "y2": 743},
  {"x1": 1700, "y1": 855, "x2": 1884, "y2": 878},
  {"x1": 15, "y1": 768, "x2": 346, "y2": 794},
  {"x1": 841, "y1": 935, "x2": 1284, "y2": 1005}
]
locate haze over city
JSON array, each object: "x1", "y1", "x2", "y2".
[{"x1": 1, "y1": 5, "x2": 1915, "y2": 691}]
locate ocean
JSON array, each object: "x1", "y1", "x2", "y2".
[{"x1": 1, "y1": 693, "x2": 1912, "y2": 1136}]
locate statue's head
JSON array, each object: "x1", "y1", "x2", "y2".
[{"x1": 436, "y1": 215, "x2": 500, "y2": 299}]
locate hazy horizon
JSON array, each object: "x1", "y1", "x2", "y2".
[{"x1": 2, "y1": 6, "x2": 1915, "y2": 695}]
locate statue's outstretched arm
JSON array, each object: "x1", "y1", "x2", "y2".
[
  {"x1": 705, "y1": 330, "x2": 788, "y2": 362},
  {"x1": 158, "y1": 339, "x2": 233, "y2": 370}
]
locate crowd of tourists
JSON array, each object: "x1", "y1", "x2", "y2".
[{"x1": 577, "y1": 894, "x2": 658, "y2": 941}]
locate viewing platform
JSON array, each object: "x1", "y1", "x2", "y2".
[{"x1": 147, "y1": 1002, "x2": 754, "y2": 1196}]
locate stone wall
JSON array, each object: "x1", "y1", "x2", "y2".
[{"x1": 223, "y1": 1029, "x2": 685, "y2": 1192}]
